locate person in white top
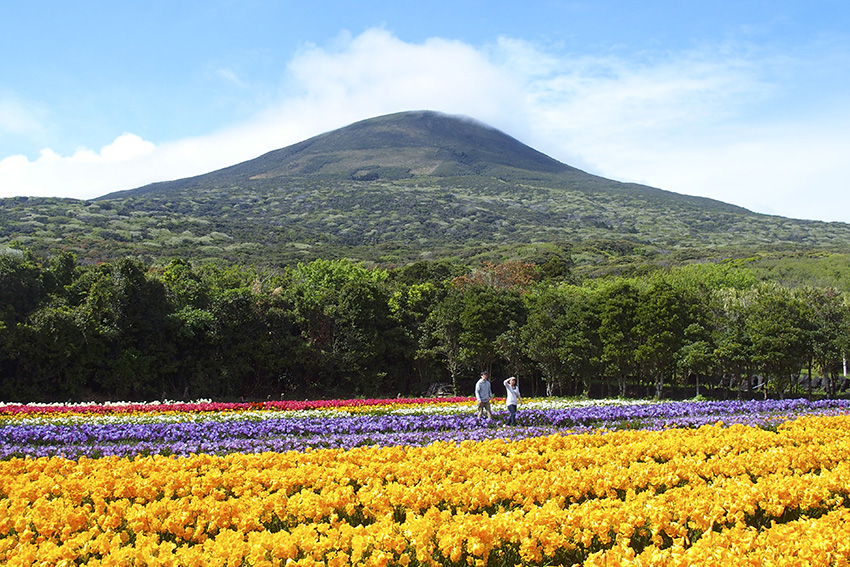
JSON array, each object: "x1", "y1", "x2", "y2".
[
  {"x1": 503, "y1": 376, "x2": 521, "y2": 426},
  {"x1": 474, "y1": 371, "x2": 493, "y2": 419}
]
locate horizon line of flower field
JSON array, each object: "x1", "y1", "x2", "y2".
[
  {"x1": 0, "y1": 397, "x2": 651, "y2": 423},
  {"x1": 0, "y1": 396, "x2": 479, "y2": 417},
  {"x1": 3, "y1": 413, "x2": 850, "y2": 566},
  {"x1": 2, "y1": 397, "x2": 848, "y2": 460}
]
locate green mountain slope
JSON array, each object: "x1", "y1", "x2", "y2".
[
  {"x1": 102, "y1": 110, "x2": 580, "y2": 196},
  {"x1": 3, "y1": 110, "x2": 850, "y2": 276}
]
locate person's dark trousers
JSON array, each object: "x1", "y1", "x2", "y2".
[{"x1": 507, "y1": 404, "x2": 517, "y2": 425}]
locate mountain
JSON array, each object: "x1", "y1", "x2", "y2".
[
  {"x1": 103, "y1": 110, "x2": 577, "y2": 197},
  {"x1": 4, "y1": 110, "x2": 850, "y2": 277},
  {"x1": 99, "y1": 110, "x2": 743, "y2": 212}
]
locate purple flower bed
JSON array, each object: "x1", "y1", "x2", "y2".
[{"x1": 2, "y1": 398, "x2": 847, "y2": 459}]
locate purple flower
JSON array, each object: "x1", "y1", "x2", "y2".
[{"x1": 2, "y1": 398, "x2": 847, "y2": 459}]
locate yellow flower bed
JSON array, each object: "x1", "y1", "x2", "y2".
[{"x1": 2, "y1": 415, "x2": 850, "y2": 566}]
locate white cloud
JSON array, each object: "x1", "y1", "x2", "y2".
[
  {"x1": 2, "y1": 28, "x2": 850, "y2": 223},
  {"x1": 501, "y1": 40, "x2": 850, "y2": 222},
  {"x1": 511, "y1": 44, "x2": 774, "y2": 167},
  {"x1": 0, "y1": 134, "x2": 156, "y2": 199},
  {"x1": 274, "y1": 29, "x2": 527, "y2": 138},
  {"x1": 620, "y1": 118, "x2": 850, "y2": 221},
  {"x1": 86, "y1": 133, "x2": 156, "y2": 163}
]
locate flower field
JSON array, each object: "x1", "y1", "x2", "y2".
[{"x1": 2, "y1": 397, "x2": 850, "y2": 566}]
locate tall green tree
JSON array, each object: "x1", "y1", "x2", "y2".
[
  {"x1": 157, "y1": 259, "x2": 217, "y2": 398},
  {"x1": 793, "y1": 286, "x2": 847, "y2": 396},
  {"x1": 458, "y1": 285, "x2": 527, "y2": 375},
  {"x1": 744, "y1": 282, "x2": 809, "y2": 397},
  {"x1": 15, "y1": 302, "x2": 89, "y2": 399},
  {"x1": 81, "y1": 258, "x2": 176, "y2": 399},
  {"x1": 0, "y1": 249, "x2": 46, "y2": 326},
  {"x1": 634, "y1": 280, "x2": 691, "y2": 398},
  {"x1": 0, "y1": 250, "x2": 46, "y2": 398},
  {"x1": 597, "y1": 279, "x2": 640, "y2": 397},
  {"x1": 522, "y1": 286, "x2": 600, "y2": 396},
  {"x1": 421, "y1": 287, "x2": 466, "y2": 393},
  {"x1": 558, "y1": 287, "x2": 602, "y2": 397},
  {"x1": 284, "y1": 259, "x2": 392, "y2": 396},
  {"x1": 712, "y1": 288, "x2": 755, "y2": 397},
  {"x1": 209, "y1": 287, "x2": 267, "y2": 398},
  {"x1": 522, "y1": 288, "x2": 569, "y2": 396},
  {"x1": 389, "y1": 281, "x2": 447, "y2": 393},
  {"x1": 494, "y1": 319, "x2": 533, "y2": 392}
]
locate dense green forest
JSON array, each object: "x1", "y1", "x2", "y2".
[{"x1": 3, "y1": 247, "x2": 848, "y2": 403}]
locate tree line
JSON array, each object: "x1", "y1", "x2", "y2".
[{"x1": 2, "y1": 248, "x2": 849, "y2": 402}]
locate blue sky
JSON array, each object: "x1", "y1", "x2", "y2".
[{"x1": 2, "y1": 1, "x2": 850, "y2": 223}]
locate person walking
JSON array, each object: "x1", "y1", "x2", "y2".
[
  {"x1": 474, "y1": 371, "x2": 493, "y2": 419},
  {"x1": 503, "y1": 376, "x2": 521, "y2": 426}
]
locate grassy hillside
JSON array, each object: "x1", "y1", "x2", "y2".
[{"x1": 4, "y1": 110, "x2": 850, "y2": 285}]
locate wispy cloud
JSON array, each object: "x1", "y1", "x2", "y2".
[
  {"x1": 0, "y1": 95, "x2": 48, "y2": 138},
  {"x1": 2, "y1": 28, "x2": 849, "y2": 222},
  {"x1": 215, "y1": 67, "x2": 247, "y2": 88}
]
